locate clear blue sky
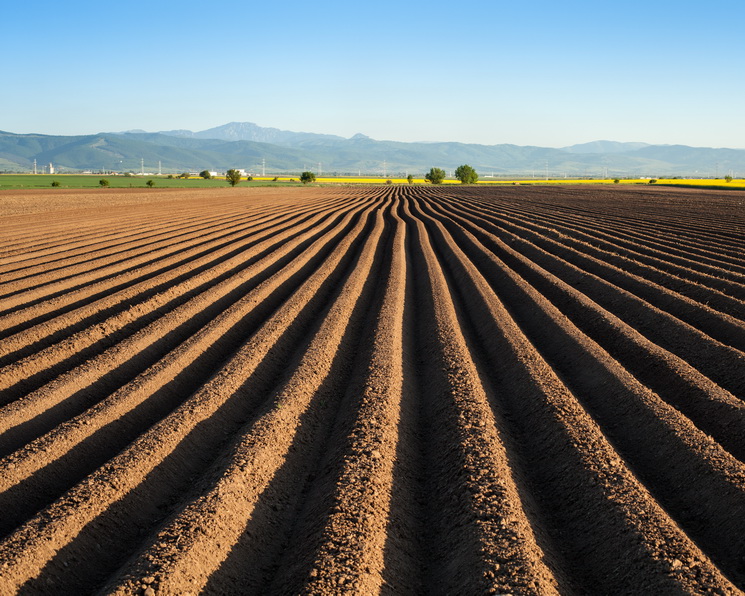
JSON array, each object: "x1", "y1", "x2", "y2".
[{"x1": 4, "y1": 0, "x2": 744, "y2": 147}]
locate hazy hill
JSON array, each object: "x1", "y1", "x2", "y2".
[
  {"x1": 158, "y1": 122, "x2": 347, "y2": 146},
  {"x1": 1, "y1": 125, "x2": 744, "y2": 177},
  {"x1": 0, "y1": 131, "x2": 307, "y2": 173},
  {"x1": 561, "y1": 140, "x2": 651, "y2": 154}
]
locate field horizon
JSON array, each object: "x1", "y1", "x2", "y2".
[{"x1": 2, "y1": 173, "x2": 745, "y2": 192}]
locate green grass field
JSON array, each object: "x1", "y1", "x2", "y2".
[{"x1": 0, "y1": 175, "x2": 299, "y2": 190}]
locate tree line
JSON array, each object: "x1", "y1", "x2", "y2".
[{"x1": 91, "y1": 166, "x2": 481, "y2": 188}]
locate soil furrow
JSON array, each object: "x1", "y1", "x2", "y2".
[
  {"x1": 445, "y1": 194, "x2": 745, "y2": 314},
  {"x1": 0, "y1": 184, "x2": 741, "y2": 594},
  {"x1": 422, "y1": 200, "x2": 745, "y2": 588},
  {"x1": 411, "y1": 198, "x2": 738, "y2": 594},
  {"x1": 200, "y1": 198, "x2": 397, "y2": 595},
  {"x1": 0, "y1": 209, "x2": 214, "y2": 262},
  {"x1": 0, "y1": 203, "x2": 368, "y2": 454},
  {"x1": 426, "y1": 198, "x2": 745, "y2": 402},
  {"x1": 0, "y1": 200, "x2": 340, "y2": 310},
  {"x1": 0, "y1": 198, "x2": 312, "y2": 269},
  {"x1": 0, "y1": 202, "x2": 375, "y2": 533},
  {"x1": 477, "y1": 193, "x2": 745, "y2": 277},
  {"x1": 0, "y1": 202, "x2": 357, "y2": 398},
  {"x1": 462, "y1": 187, "x2": 745, "y2": 257},
  {"x1": 0, "y1": 195, "x2": 343, "y2": 271},
  {"x1": 395, "y1": 199, "x2": 559, "y2": 595},
  {"x1": 0, "y1": 196, "x2": 359, "y2": 338},
  {"x1": 94, "y1": 198, "x2": 389, "y2": 596},
  {"x1": 435, "y1": 198, "x2": 745, "y2": 395},
  {"x1": 0, "y1": 202, "x2": 380, "y2": 594},
  {"x1": 0, "y1": 207, "x2": 262, "y2": 279},
  {"x1": 434, "y1": 204, "x2": 745, "y2": 460}
]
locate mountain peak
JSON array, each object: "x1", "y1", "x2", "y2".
[{"x1": 561, "y1": 140, "x2": 651, "y2": 154}]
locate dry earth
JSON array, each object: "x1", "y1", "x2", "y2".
[{"x1": 0, "y1": 184, "x2": 744, "y2": 595}]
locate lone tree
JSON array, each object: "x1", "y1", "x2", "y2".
[
  {"x1": 226, "y1": 169, "x2": 242, "y2": 186},
  {"x1": 199, "y1": 170, "x2": 212, "y2": 179},
  {"x1": 425, "y1": 167, "x2": 446, "y2": 184},
  {"x1": 99, "y1": 178, "x2": 110, "y2": 188},
  {"x1": 454, "y1": 164, "x2": 478, "y2": 184},
  {"x1": 300, "y1": 171, "x2": 316, "y2": 184},
  {"x1": 146, "y1": 179, "x2": 155, "y2": 187},
  {"x1": 407, "y1": 174, "x2": 414, "y2": 184}
]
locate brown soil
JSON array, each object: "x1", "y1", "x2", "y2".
[{"x1": 0, "y1": 184, "x2": 744, "y2": 595}]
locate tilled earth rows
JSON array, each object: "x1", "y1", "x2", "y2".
[{"x1": 0, "y1": 184, "x2": 744, "y2": 595}]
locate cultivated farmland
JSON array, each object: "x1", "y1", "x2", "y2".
[{"x1": 0, "y1": 184, "x2": 744, "y2": 595}]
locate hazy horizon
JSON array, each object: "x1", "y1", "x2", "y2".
[{"x1": 4, "y1": 0, "x2": 743, "y2": 149}]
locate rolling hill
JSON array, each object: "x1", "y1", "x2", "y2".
[{"x1": 1, "y1": 124, "x2": 743, "y2": 177}]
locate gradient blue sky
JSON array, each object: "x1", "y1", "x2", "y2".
[{"x1": 4, "y1": 0, "x2": 744, "y2": 147}]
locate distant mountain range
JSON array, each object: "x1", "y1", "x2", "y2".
[{"x1": 1, "y1": 122, "x2": 742, "y2": 177}]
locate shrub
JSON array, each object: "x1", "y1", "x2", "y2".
[
  {"x1": 146, "y1": 179, "x2": 155, "y2": 187},
  {"x1": 648, "y1": 179, "x2": 657, "y2": 184},
  {"x1": 454, "y1": 164, "x2": 478, "y2": 184},
  {"x1": 167, "y1": 174, "x2": 174, "y2": 179},
  {"x1": 199, "y1": 170, "x2": 212, "y2": 179},
  {"x1": 613, "y1": 178, "x2": 620, "y2": 184},
  {"x1": 386, "y1": 179, "x2": 393, "y2": 185},
  {"x1": 51, "y1": 180, "x2": 60, "y2": 187},
  {"x1": 725, "y1": 175, "x2": 733, "y2": 183},
  {"x1": 99, "y1": 178, "x2": 110, "y2": 188},
  {"x1": 424, "y1": 167, "x2": 446, "y2": 184},
  {"x1": 226, "y1": 169, "x2": 242, "y2": 186},
  {"x1": 300, "y1": 171, "x2": 316, "y2": 184},
  {"x1": 407, "y1": 174, "x2": 414, "y2": 184}
]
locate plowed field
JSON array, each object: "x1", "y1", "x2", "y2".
[{"x1": 1, "y1": 184, "x2": 744, "y2": 595}]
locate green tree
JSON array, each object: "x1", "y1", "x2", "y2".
[
  {"x1": 146, "y1": 179, "x2": 155, "y2": 187},
  {"x1": 407, "y1": 174, "x2": 414, "y2": 184},
  {"x1": 179, "y1": 172, "x2": 190, "y2": 179},
  {"x1": 648, "y1": 179, "x2": 657, "y2": 184},
  {"x1": 725, "y1": 175, "x2": 733, "y2": 183},
  {"x1": 99, "y1": 178, "x2": 110, "y2": 188},
  {"x1": 300, "y1": 171, "x2": 316, "y2": 184},
  {"x1": 425, "y1": 167, "x2": 446, "y2": 184},
  {"x1": 199, "y1": 170, "x2": 212, "y2": 179},
  {"x1": 613, "y1": 178, "x2": 620, "y2": 184},
  {"x1": 454, "y1": 164, "x2": 478, "y2": 184},
  {"x1": 226, "y1": 169, "x2": 242, "y2": 186},
  {"x1": 51, "y1": 180, "x2": 60, "y2": 187}
]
